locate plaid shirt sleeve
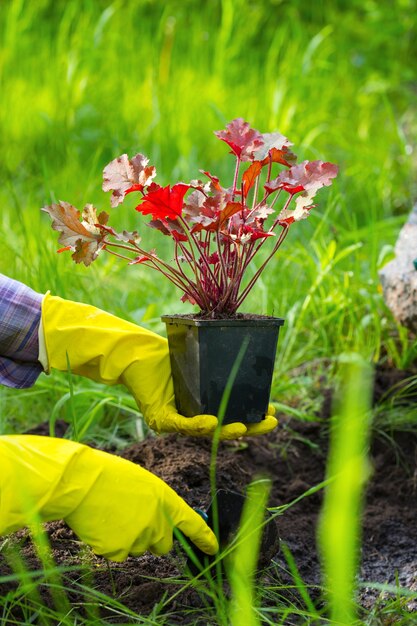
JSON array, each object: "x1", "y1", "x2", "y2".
[{"x1": 0, "y1": 274, "x2": 44, "y2": 388}]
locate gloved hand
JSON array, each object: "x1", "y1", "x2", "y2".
[
  {"x1": 41, "y1": 294, "x2": 278, "y2": 440},
  {"x1": 0, "y1": 435, "x2": 218, "y2": 561}
]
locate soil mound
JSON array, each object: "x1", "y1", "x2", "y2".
[{"x1": 2, "y1": 368, "x2": 417, "y2": 620}]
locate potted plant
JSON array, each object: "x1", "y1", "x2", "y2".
[{"x1": 42, "y1": 118, "x2": 338, "y2": 425}]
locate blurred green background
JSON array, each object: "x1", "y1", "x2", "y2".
[{"x1": 0, "y1": 0, "x2": 416, "y2": 431}]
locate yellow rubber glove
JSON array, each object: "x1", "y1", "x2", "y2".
[
  {"x1": 0, "y1": 435, "x2": 218, "y2": 561},
  {"x1": 41, "y1": 294, "x2": 278, "y2": 440}
]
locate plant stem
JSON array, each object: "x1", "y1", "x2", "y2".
[
  {"x1": 139, "y1": 259, "x2": 197, "y2": 295},
  {"x1": 235, "y1": 226, "x2": 289, "y2": 309},
  {"x1": 230, "y1": 241, "x2": 253, "y2": 305},
  {"x1": 266, "y1": 153, "x2": 273, "y2": 183},
  {"x1": 251, "y1": 175, "x2": 260, "y2": 209},
  {"x1": 240, "y1": 191, "x2": 290, "y2": 271},
  {"x1": 105, "y1": 241, "x2": 142, "y2": 254},
  {"x1": 107, "y1": 238, "x2": 196, "y2": 280},
  {"x1": 232, "y1": 156, "x2": 241, "y2": 200},
  {"x1": 174, "y1": 241, "x2": 210, "y2": 310},
  {"x1": 268, "y1": 188, "x2": 284, "y2": 213},
  {"x1": 178, "y1": 216, "x2": 220, "y2": 291},
  {"x1": 106, "y1": 243, "x2": 200, "y2": 299},
  {"x1": 216, "y1": 231, "x2": 228, "y2": 289},
  {"x1": 105, "y1": 248, "x2": 135, "y2": 263},
  {"x1": 214, "y1": 243, "x2": 241, "y2": 312}
]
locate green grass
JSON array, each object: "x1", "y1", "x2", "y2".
[
  {"x1": 1, "y1": 0, "x2": 417, "y2": 623},
  {"x1": 1, "y1": 0, "x2": 416, "y2": 425},
  {"x1": 318, "y1": 355, "x2": 373, "y2": 624}
]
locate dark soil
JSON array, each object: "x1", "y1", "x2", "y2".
[
  {"x1": 162, "y1": 312, "x2": 282, "y2": 322},
  {"x1": 1, "y1": 367, "x2": 417, "y2": 623}
]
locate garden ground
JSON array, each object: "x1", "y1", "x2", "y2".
[{"x1": 1, "y1": 365, "x2": 416, "y2": 624}]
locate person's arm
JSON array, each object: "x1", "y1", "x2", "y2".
[
  {"x1": 0, "y1": 435, "x2": 218, "y2": 561},
  {"x1": 0, "y1": 273, "x2": 43, "y2": 388}
]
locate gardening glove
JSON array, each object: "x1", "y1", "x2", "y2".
[
  {"x1": 40, "y1": 294, "x2": 278, "y2": 440},
  {"x1": 0, "y1": 435, "x2": 218, "y2": 561}
]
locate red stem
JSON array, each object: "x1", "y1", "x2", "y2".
[
  {"x1": 267, "y1": 193, "x2": 292, "y2": 233},
  {"x1": 106, "y1": 240, "x2": 188, "y2": 283},
  {"x1": 240, "y1": 191, "x2": 291, "y2": 271},
  {"x1": 216, "y1": 231, "x2": 228, "y2": 290},
  {"x1": 174, "y1": 241, "x2": 211, "y2": 310},
  {"x1": 235, "y1": 226, "x2": 289, "y2": 309},
  {"x1": 104, "y1": 248, "x2": 135, "y2": 263},
  {"x1": 214, "y1": 241, "x2": 241, "y2": 312},
  {"x1": 178, "y1": 216, "x2": 220, "y2": 290},
  {"x1": 230, "y1": 240, "x2": 254, "y2": 304},
  {"x1": 232, "y1": 156, "x2": 241, "y2": 201},
  {"x1": 266, "y1": 153, "x2": 273, "y2": 183},
  {"x1": 251, "y1": 175, "x2": 260, "y2": 209}
]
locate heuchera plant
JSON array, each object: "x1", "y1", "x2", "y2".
[{"x1": 42, "y1": 119, "x2": 338, "y2": 317}]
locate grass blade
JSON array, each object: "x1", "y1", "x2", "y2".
[{"x1": 318, "y1": 353, "x2": 373, "y2": 624}]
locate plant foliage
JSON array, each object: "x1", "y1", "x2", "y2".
[{"x1": 42, "y1": 119, "x2": 338, "y2": 317}]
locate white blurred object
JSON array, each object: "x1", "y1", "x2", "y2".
[{"x1": 380, "y1": 204, "x2": 417, "y2": 332}]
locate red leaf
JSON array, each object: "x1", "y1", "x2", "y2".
[
  {"x1": 200, "y1": 170, "x2": 222, "y2": 191},
  {"x1": 190, "y1": 216, "x2": 217, "y2": 233},
  {"x1": 188, "y1": 193, "x2": 242, "y2": 233},
  {"x1": 242, "y1": 161, "x2": 262, "y2": 197},
  {"x1": 72, "y1": 240, "x2": 101, "y2": 265},
  {"x1": 41, "y1": 202, "x2": 107, "y2": 266},
  {"x1": 117, "y1": 229, "x2": 142, "y2": 244},
  {"x1": 129, "y1": 255, "x2": 151, "y2": 264},
  {"x1": 254, "y1": 132, "x2": 293, "y2": 160},
  {"x1": 124, "y1": 183, "x2": 145, "y2": 195},
  {"x1": 148, "y1": 217, "x2": 188, "y2": 242},
  {"x1": 265, "y1": 160, "x2": 338, "y2": 201},
  {"x1": 240, "y1": 225, "x2": 275, "y2": 243},
  {"x1": 246, "y1": 204, "x2": 274, "y2": 223},
  {"x1": 181, "y1": 293, "x2": 197, "y2": 305},
  {"x1": 249, "y1": 230, "x2": 274, "y2": 241},
  {"x1": 172, "y1": 230, "x2": 188, "y2": 242},
  {"x1": 129, "y1": 249, "x2": 158, "y2": 265},
  {"x1": 261, "y1": 146, "x2": 297, "y2": 168},
  {"x1": 188, "y1": 194, "x2": 224, "y2": 232},
  {"x1": 207, "y1": 252, "x2": 220, "y2": 264},
  {"x1": 183, "y1": 189, "x2": 206, "y2": 220},
  {"x1": 278, "y1": 192, "x2": 316, "y2": 225},
  {"x1": 281, "y1": 184, "x2": 305, "y2": 195},
  {"x1": 102, "y1": 153, "x2": 156, "y2": 207},
  {"x1": 271, "y1": 160, "x2": 338, "y2": 194},
  {"x1": 278, "y1": 215, "x2": 295, "y2": 226},
  {"x1": 219, "y1": 201, "x2": 243, "y2": 226},
  {"x1": 136, "y1": 183, "x2": 190, "y2": 220},
  {"x1": 214, "y1": 118, "x2": 263, "y2": 162},
  {"x1": 147, "y1": 219, "x2": 171, "y2": 236},
  {"x1": 147, "y1": 182, "x2": 162, "y2": 193}
]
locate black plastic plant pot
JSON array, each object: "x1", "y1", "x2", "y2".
[
  {"x1": 161, "y1": 314, "x2": 285, "y2": 425},
  {"x1": 181, "y1": 489, "x2": 279, "y2": 578}
]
